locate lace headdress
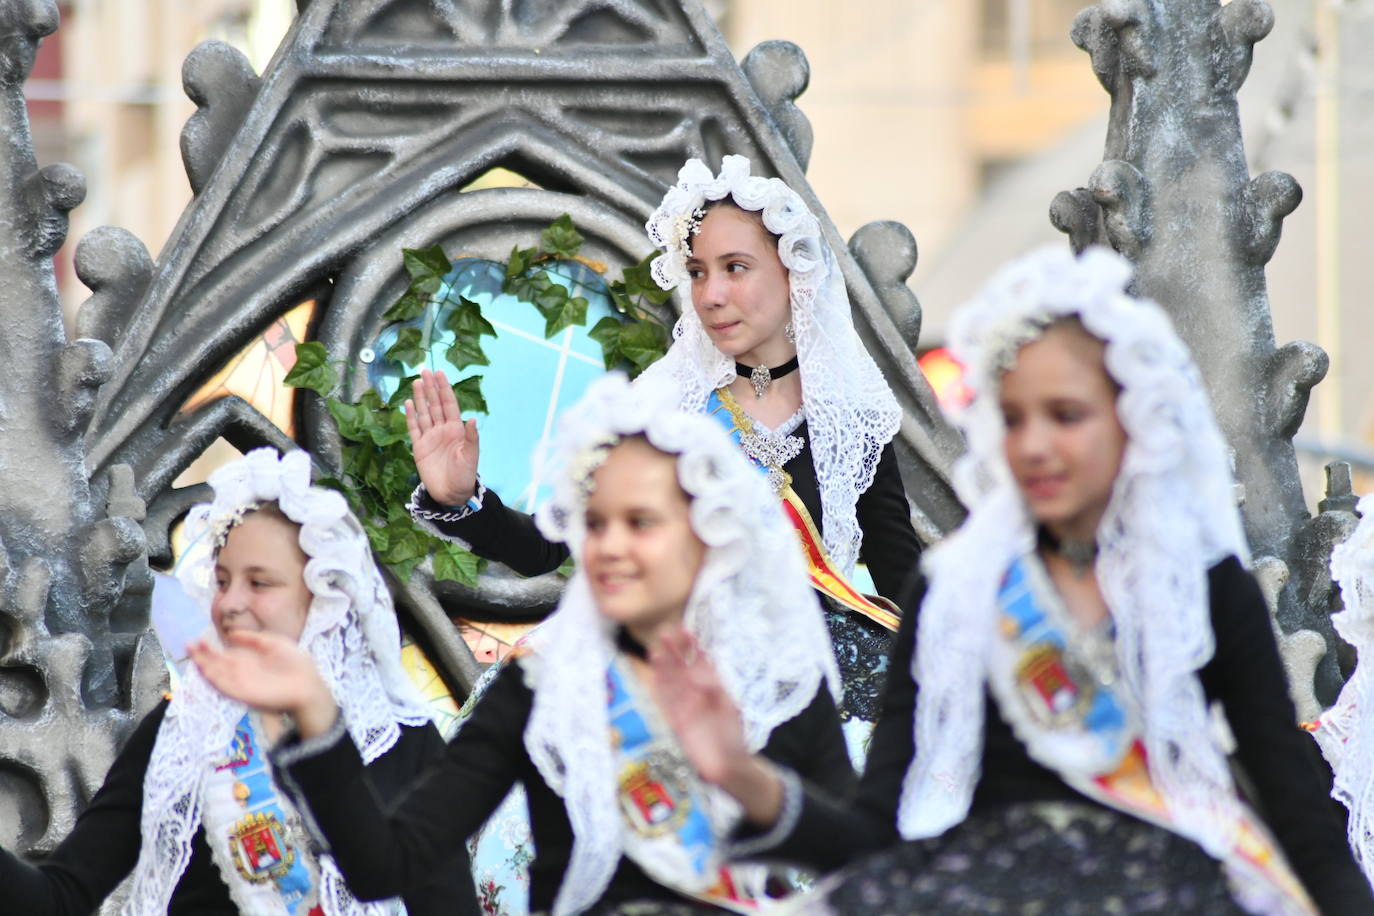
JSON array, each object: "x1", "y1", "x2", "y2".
[
  {"x1": 522, "y1": 372, "x2": 839, "y2": 915},
  {"x1": 1318, "y1": 495, "x2": 1374, "y2": 879},
  {"x1": 638, "y1": 154, "x2": 901, "y2": 574},
  {"x1": 126, "y1": 448, "x2": 433, "y2": 915},
  {"x1": 897, "y1": 246, "x2": 1249, "y2": 857}
]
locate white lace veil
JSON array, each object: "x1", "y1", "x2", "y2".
[
  {"x1": 1319, "y1": 494, "x2": 1374, "y2": 880},
  {"x1": 125, "y1": 448, "x2": 433, "y2": 915},
  {"x1": 521, "y1": 372, "x2": 839, "y2": 915},
  {"x1": 638, "y1": 154, "x2": 901, "y2": 574},
  {"x1": 897, "y1": 246, "x2": 1249, "y2": 858}
]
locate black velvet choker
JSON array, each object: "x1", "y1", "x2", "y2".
[
  {"x1": 615, "y1": 627, "x2": 649, "y2": 660},
  {"x1": 1037, "y1": 526, "x2": 1098, "y2": 577},
  {"x1": 736, "y1": 355, "x2": 800, "y2": 398}
]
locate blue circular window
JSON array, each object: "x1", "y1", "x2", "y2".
[{"x1": 369, "y1": 258, "x2": 620, "y2": 512}]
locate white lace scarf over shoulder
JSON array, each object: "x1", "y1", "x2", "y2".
[{"x1": 1321, "y1": 493, "x2": 1374, "y2": 881}]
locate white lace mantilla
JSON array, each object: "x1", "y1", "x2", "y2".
[
  {"x1": 524, "y1": 373, "x2": 840, "y2": 915},
  {"x1": 638, "y1": 154, "x2": 900, "y2": 575},
  {"x1": 124, "y1": 448, "x2": 433, "y2": 915},
  {"x1": 1319, "y1": 493, "x2": 1374, "y2": 882},
  {"x1": 898, "y1": 246, "x2": 1250, "y2": 862}
]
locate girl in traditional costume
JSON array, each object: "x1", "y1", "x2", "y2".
[
  {"x1": 0, "y1": 448, "x2": 476, "y2": 915},
  {"x1": 406, "y1": 155, "x2": 919, "y2": 749},
  {"x1": 655, "y1": 246, "x2": 1373, "y2": 913},
  {"x1": 1308, "y1": 493, "x2": 1374, "y2": 887},
  {"x1": 191, "y1": 374, "x2": 853, "y2": 915}
]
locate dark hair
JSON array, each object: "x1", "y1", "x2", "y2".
[
  {"x1": 213, "y1": 500, "x2": 300, "y2": 557},
  {"x1": 686, "y1": 198, "x2": 782, "y2": 256}
]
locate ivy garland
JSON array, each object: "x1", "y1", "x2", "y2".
[{"x1": 284, "y1": 214, "x2": 673, "y2": 585}]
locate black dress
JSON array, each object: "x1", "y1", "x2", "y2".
[
  {"x1": 753, "y1": 558, "x2": 1374, "y2": 914},
  {"x1": 275, "y1": 655, "x2": 856, "y2": 913},
  {"x1": 0, "y1": 699, "x2": 478, "y2": 915},
  {"x1": 417, "y1": 432, "x2": 922, "y2": 724}
]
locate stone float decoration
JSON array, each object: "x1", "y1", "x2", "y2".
[
  {"x1": 1050, "y1": 0, "x2": 1346, "y2": 717},
  {"x1": 0, "y1": 0, "x2": 164, "y2": 855},
  {"x1": 1, "y1": 0, "x2": 962, "y2": 856}
]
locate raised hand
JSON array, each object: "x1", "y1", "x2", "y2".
[
  {"x1": 188, "y1": 630, "x2": 339, "y2": 738},
  {"x1": 405, "y1": 368, "x2": 480, "y2": 506},
  {"x1": 650, "y1": 627, "x2": 749, "y2": 784},
  {"x1": 650, "y1": 627, "x2": 783, "y2": 826}
]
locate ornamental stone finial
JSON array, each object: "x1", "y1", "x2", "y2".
[{"x1": 1057, "y1": 0, "x2": 1342, "y2": 700}]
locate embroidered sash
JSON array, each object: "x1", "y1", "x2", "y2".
[
  {"x1": 203, "y1": 713, "x2": 324, "y2": 916},
  {"x1": 987, "y1": 556, "x2": 1317, "y2": 915},
  {"x1": 608, "y1": 659, "x2": 762, "y2": 913},
  {"x1": 706, "y1": 388, "x2": 899, "y2": 632}
]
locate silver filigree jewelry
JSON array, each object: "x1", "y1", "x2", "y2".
[
  {"x1": 1039, "y1": 526, "x2": 1098, "y2": 577},
  {"x1": 784, "y1": 321, "x2": 796, "y2": 344},
  {"x1": 735, "y1": 356, "x2": 800, "y2": 399},
  {"x1": 739, "y1": 429, "x2": 805, "y2": 493},
  {"x1": 749, "y1": 365, "x2": 771, "y2": 398}
]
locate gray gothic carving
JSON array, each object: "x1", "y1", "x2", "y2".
[
  {"x1": 2, "y1": 0, "x2": 964, "y2": 857},
  {"x1": 1050, "y1": 0, "x2": 1345, "y2": 710},
  {"x1": 0, "y1": 0, "x2": 164, "y2": 855}
]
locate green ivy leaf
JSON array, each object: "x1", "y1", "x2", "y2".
[
  {"x1": 540, "y1": 214, "x2": 584, "y2": 259},
  {"x1": 452, "y1": 375, "x2": 488, "y2": 414},
  {"x1": 619, "y1": 320, "x2": 670, "y2": 374},
  {"x1": 444, "y1": 297, "x2": 496, "y2": 369},
  {"x1": 607, "y1": 284, "x2": 635, "y2": 316},
  {"x1": 381, "y1": 457, "x2": 418, "y2": 499},
  {"x1": 433, "y1": 542, "x2": 485, "y2": 585},
  {"x1": 386, "y1": 376, "x2": 418, "y2": 409},
  {"x1": 505, "y1": 245, "x2": 537, "y2": 281},
  {"x1": 364, "y1": 407, "x2": 410, "y2": 448},
  {"x1": 382, "y1": 289, "x2": 426, "y2": 322},
  {"x1": 365, "y1": 521, "x2": 390, "y2": 554},
  {"x1": 402, "y1": 245, "x2": 452, "y2": 295},
  {"x1": 588, "y1": 316, "x2": 624, "y2": 369},
  {"x1": 283, "y1": 342, "x2": 337, "y2": 396},
  {"x1": 446, "y1": 297, "x2": 497, "y2": 338},
  {"x1": 327, "y1": 399, "x2": 372, "y2": 442},
  {"x1": 541, "y1": 294, "x2": 587, "y2": 338},
  {"x1": 446, "y1": 336, "x2": 489, "y2": 370},
  {"x1": 621, "y1": 253, "x2": 673, "y2": 305},
  {"x1": 385, "y1": 326, "x2": 427, "y2": 367}
]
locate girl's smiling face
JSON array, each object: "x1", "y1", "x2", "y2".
[
  {"x1": 582, "y1": 438, "x2": 706, "y2": 638},
  {"x1": 210, "y1": 508, "x2": 313, "y2": 642},
  {"x1": 999, "y1": 321, "x2": 1127, "y2": 542}
]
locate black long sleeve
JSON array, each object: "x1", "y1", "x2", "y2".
[
  {"x1": 281, "y1": 658, "x2": 855, "y2": 910},
  {"x1": 0, "y1": 701, "x2": 476, "y2": 916},
  {"x1": 417, "y1": 485, "x2": 569, "y2": 577},
  {"x1": 1199, "y1": 557, "x2": 1373, "y2": 913},
  {"x1": 853, "y1": 443, "x2": 924, "y2": 605}
]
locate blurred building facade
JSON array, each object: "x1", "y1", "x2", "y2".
[{"x1": 29, "y1": 0, "x2": 1374, "y2": 500}]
